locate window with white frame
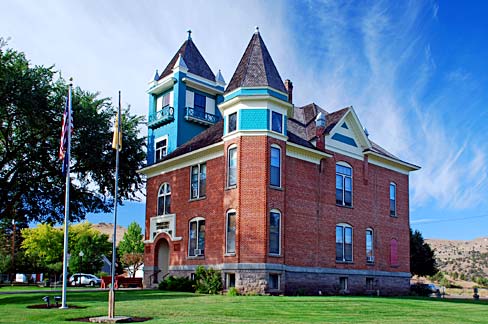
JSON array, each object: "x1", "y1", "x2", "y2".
[
  {"x1": 155, "y1": 137, "x2": 168, "y2": 163},
  {"x1": 190, "y1": 163, "x2": 206, "y2": 199},
  {"x1": 336, "y1": 224, "x2": 353, "y2": 262},
  {"x1": 226, "y1": 273, "x2": 236, "y2": 288},
  {"x1": 271, "y1": 111, "x2": 283, "y2": 133},
  {"x1": 270, "y1": 145, "x2": 281, "y2": 187},
  {"x1": 269, "y1": 210, "x2": 281, "y2": 255},
  {"x1": 336, "y1": 163, "x2": 352, "y2": 207},
  {"x1": 227, "y1": 146, "x2": 237, "y2": 187},
  {"x1": 226, "y1": 210, "x2": 236, "y2": 254},
  {"x1": 189, "y1": 218, "x2": 205, "y2": 256},
  {"x1": 156, "y1": 92, "x2": 171, "y2": 112},
  {"x1": 157, "y1": 183, "x2": 171, "y2": 215},
  {"x1": 228, "y1": 112, "x2": 237, "y2": 133},
  {"x1": 390, "y1": 182, "x2": 396, "y2": 216},
  {"x1": 366, "y1": 228, "x2": 374, "y2": 263}
]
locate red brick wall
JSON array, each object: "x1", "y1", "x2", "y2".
[{"x1": 144, "y1": 138, "x2": 410, "y2": 274}]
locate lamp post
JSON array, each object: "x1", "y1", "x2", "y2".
[{"x1": 79, "y1": 251, "x2": 84, "y2": 275}]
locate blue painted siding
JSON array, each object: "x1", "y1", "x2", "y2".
[
  {"x1": 239, "y1": 109, "x2": 269, "y2": 130},
  {"x1": 223, "y1": 115, "x2": 227, "y2": 135},
  {"x1": 331, "y1": 133, "x2": 358, "y2": 147},
  {"x1": 223, "y1": 88, "x2": 288, "y2": 102}
]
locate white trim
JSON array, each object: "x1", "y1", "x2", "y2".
[
  {"x1": 269, "y1": 110, "x2": 284, "y2": 135},
  {"x1": 224, "y1": 86, "x2": 289, "y2": 99},
  {"x1": 222, "y1": 130, "x2": 288, "y2": 142},
  {"x1": 225, "y1": 209, "x2": 237, "y2": 255},
  {"x1": 365, "y1": 150, "x2": 420, "y2": 172},
  {"x1": 147, "y1": 76, "x2": 177, "y2": 95},
  {"x1": 182, "y1": 76, "x2": 224, "y2": 95},
  {"x1": 138, "y1": 142, "x2": 224, "y2": 178},
  {"x1": 270, "y1": 144, "x2": 282, "y2": 188},
  {"x1": 155, "y1": 135, "x2": 168, "y2": 163},
  {"x1": 285, "y1": 142, "x2": 331, "y2": 164},
  {"x1": 218, "y1": 93, "x2": 293, "y2": 116},
  {"x1": 157, "y1": 182, "x2": 171, "y2": 215},
  {"x1": 227, "y1": 145, "x2": 238, "y2": 188},
  {"x1": 188, "y1": 217, "x2": 205, "y2": 257},
  {"x1": 336, "y1": 162, "x2": 353, "y2": 207},
  {"x1": 336, "y1": 223, "x2": 354, "y2": 263}
]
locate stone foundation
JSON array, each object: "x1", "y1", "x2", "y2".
[{"x1": 147, "y1": 264, "x2": 410, "y2": 296}]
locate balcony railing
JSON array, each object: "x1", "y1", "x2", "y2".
[
  {"x1": 185, "y1": 107, "x2": 220, "y2": 126},
  {"x1": 148, "y1": 106, "x2": 174, "y2": 129}
]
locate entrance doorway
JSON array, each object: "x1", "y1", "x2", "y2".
[{"x1": 157, "y1": 239, "x2": 170, "y2": 283}]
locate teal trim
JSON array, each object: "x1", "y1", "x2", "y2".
[
  {"x1": 332, "y1": 133, "x2": 358, "y2": 147},
  {"x1": 223, "y1": 88, "x2": 288, "y2": 102},
  {"x1": 341, "y1": 122, "x2": 348, "y2": 129},
  {"x1": 239, "y1": 109, "x2": 269, "y2": 130},
  {"x1": 223, "y1": 115, "x2": 228, "y2": 135},
  {"x1": 284, "y1": 115, "x2": 287, "y2": 135}
]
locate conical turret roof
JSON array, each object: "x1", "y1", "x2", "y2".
[{"x1": 225, "y1": 30, "x2": 286, "y2": 94}]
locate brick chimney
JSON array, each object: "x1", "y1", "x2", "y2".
[
  {"x1": 315, "y1": 112, "x2": 326, "y2": 151},
  {"x1": 284, "y1": 79, "x2": 293, "y2": 104}
]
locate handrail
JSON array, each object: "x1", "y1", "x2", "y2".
[{"x1": 185, "y1": 107, "x2": 219, "y2": 124}]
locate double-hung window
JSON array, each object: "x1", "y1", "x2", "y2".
[
  {"x1": 390, "y1": 183, "x2": 396, "y2": 216},
  {"x1": 269, "y1": 210, "x2": 281, "y2": 255},
  {"x1": 190, "y1": 163, "x2": 206, "y2": 199},
  {"x1": 194, "y1": 93, "x2": 206, "y2": 118},
  {"x1": 366, "y1": 229, "x2": 374, "y2": 263},
  {"x1": 189, "y1": 218, "x2": 205, "y2": 256},
  {"x1": 336, "y1": 163, "x2": 352, "y2": 207},
  {"x1": 227, "y1": 146, "x2": 237, "y2": 187},
  {"x1": 270, "y1": 146, "x2": 281, "y2": 187},
  {"x1": 271, "y1": 111, "x2": 283, "y2": 133},
  {"x1": 157, "y1": 183, "x2": 171, "y2": 215},
  {"x1": 155, "y1": 138, "x2": 167, "y2": 163},
  {"x1": 226, "y1": 211, "x2": 236, "y2": 254},
  {"x1": 336, "y1": 224, "x2": 353, "y2": 262}
]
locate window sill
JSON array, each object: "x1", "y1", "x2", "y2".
[
  {"x1": 366, "y1": 262, "x2": 375, "y2": 266},
  {"x1": 336, "y1": 204, "x2": 353, "y2": 209},
  {"x1": 390, "y1": 215, "x2": 398, "y2": 218},
  {"x1": 224, "y1": 253, "x2": 236, "y2": 257},
  {"x1": 189, "y1": 196, "x2": 206, "y2": 202},
  {"x1": 269, "y1": 253, "x2": 282, "y2": 257},
  {"x1": 225, "y1": 185, "x2": 237, "y2": 191},
  {"x1": 270, "y1": 185, "x2": 283, "y2": 191},
  {"x1": 336, "y1": 261, "x2": 354, "y2": 264},
  {"x1": 187, "y1": 256, "x2": 205, "y2": 260}
]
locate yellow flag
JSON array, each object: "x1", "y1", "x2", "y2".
[{"x1": 112, "y1": 111, "x2": 122, "y2": 150}]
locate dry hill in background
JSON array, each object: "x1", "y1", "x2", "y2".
[
  {"x1": 426, "y1": 237, "x2": 488, "y2": 281},
  {"x1": 92, "y1": 223, "x2": 127, "y2": 246}
]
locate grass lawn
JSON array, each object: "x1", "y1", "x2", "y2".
[{"x1": 0, "y1": 290, "x2": 486, "y2": 323}]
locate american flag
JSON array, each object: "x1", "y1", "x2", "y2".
[{"x1": 59, "y1": 94, "x2": 72, "y2": 175}]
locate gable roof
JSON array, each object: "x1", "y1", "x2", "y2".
[
  {"x1": 225, "y1": 31, "x2": 287, "y2": 94},
  {"x1": 159, "y1": 38, "x2": 216, "y2": 82}
]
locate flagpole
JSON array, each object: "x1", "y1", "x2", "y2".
[
  {"x1": 108, "y1": 91, "x2": 121, "y2": 318},
  {"x1": 60, "y1": 78, "x2": 73, "y2": 309}
]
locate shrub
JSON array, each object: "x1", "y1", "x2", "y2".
[
  {"x1": 158, "y1": 275, "x2": 195, "y2": 292},
  {"x1": 194, "y1": 265, "x2": 222, "y2": 294},
  {"x1": 227, "y1": 287, "x2": 239, "y2": 296}
]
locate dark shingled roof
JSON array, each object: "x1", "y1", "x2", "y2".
[
  {"x1": 159, "y1": 38, "x2": 216, "y2": 82},
  {"x1": 225, "y1": 32, "x2": 287, "y2": 94}
]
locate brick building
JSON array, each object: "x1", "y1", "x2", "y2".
[{"x1": 140, "y1": 29, "x2": 419, "y2": 295}]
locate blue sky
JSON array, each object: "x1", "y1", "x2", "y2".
[{"x1": 2, "y1": 1, "x2": 487, "y2": 240}]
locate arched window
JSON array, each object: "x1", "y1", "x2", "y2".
[
  {"x1": 269, "y1": 209, "x2": 281, "y2": 255},
  {"x1": 270, "y1": 145, "x2": 281, "y2": 188},
  {"x1": 336, "y1": 223, "x2": 353, "y2": 262},
  {"x1": 366, "y1": 228, "x2": 374, "y2": 263},
  {"x1": 189, "y1": 217, "x2": 205, "y2": 256},
  {"x1": 158, "y1": 183, "x2": 171, "y2": 215},
  {"x1": 389, "y1": 182, "x2": 397, "y2": 216},
  {"x1": 226, "y1": 210, "x2": 236, "y2": 254},
  {"x1": 336, "y1": 162, "x2": 352, "y2": 207},
  {"x1": 227, "y1": 145, "x2": 237, "y2": 187}
]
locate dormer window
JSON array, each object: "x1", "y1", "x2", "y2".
[{"x1": 271, "y1": 111, "x2": 283, "y2": 133}]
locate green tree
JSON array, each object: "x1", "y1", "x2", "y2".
[
  {"x1": 0, "y1": 39, "x2": 146, "y2": 225},
  {"x1": 118, "y1": 221, "x2": 144, "y2": 277},
  {"x1": 68, "y1": 222, "x2": 112, "y2": 275},
  {"x1": 410, "y1": 228, "x2": 438, "y2": 277}
]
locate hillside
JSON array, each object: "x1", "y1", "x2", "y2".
[
  {"x1": 92, "y1": 223, "x2": 127, "y2": 246},
  {"x1": 426, "y1": 237, "x2": 488, "y2": 281}
]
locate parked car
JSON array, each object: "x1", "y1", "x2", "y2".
[{"x1": 69, "y1": 273, "x2": 101, "y2": 287}]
